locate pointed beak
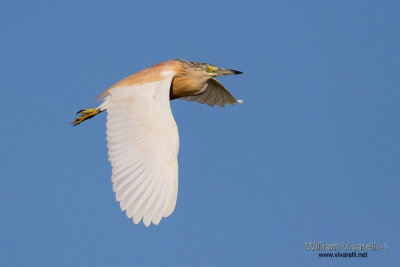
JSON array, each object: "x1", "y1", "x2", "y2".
[{"x1": 213, "y1": 68, "x2": 243, "y2": 76}]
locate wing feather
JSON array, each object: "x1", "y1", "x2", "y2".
[
  {"x1": 182, "y1": 78, "x2": 242, "y2": 107},
  {"x1": 102, "y1": 75, "x2": 179, "y2": 226}
]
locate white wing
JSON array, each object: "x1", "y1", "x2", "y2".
[
  {"x1": 181, "y1": 78, "x2": 243, "y2": 107},
  {"x1": 100, "y1": 74, "x2": 179, "y2": 226}
]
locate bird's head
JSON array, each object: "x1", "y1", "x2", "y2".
[
  {"x1": 170, "y1": 59, "x2": 242, "y2": 98},
  {"x1": 177, "y1": 59, "x2": 243, "y2": 79}
]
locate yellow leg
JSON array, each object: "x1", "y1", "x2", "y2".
[{"x1": 72, "y1": 108, "x2": 102, "y2": 126}]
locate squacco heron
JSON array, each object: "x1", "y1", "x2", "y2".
[{"x1": 73, "y1": 59, "x2": 243, "y2": 226}]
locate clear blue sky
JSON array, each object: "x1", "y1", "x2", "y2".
[{"x1": 1, "y1": 1, "x2": 399, "y2": 266}]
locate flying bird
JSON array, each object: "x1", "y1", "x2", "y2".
[{"x1": 73, "y1": 59, "x2": 243, "y2": 226}]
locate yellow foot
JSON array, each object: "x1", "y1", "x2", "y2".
[{"x1": 72, "y1": 108, "x2": 102, "y2": 126}]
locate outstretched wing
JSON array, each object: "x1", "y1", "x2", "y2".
[
  {"x1": 101, "y1": 74, "x2": 179, "y2": 226},
  {"x1": 181, "y1": 78, "x2": 242, "y2": 107}
]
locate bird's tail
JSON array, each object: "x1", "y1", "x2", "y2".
[{"x1": 72, "y1": 108, "x2": 103, "y2": 126}]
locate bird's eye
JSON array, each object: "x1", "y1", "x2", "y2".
[{"x1": 206, "y1": 66, "x2": 217, "y2": 73}]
